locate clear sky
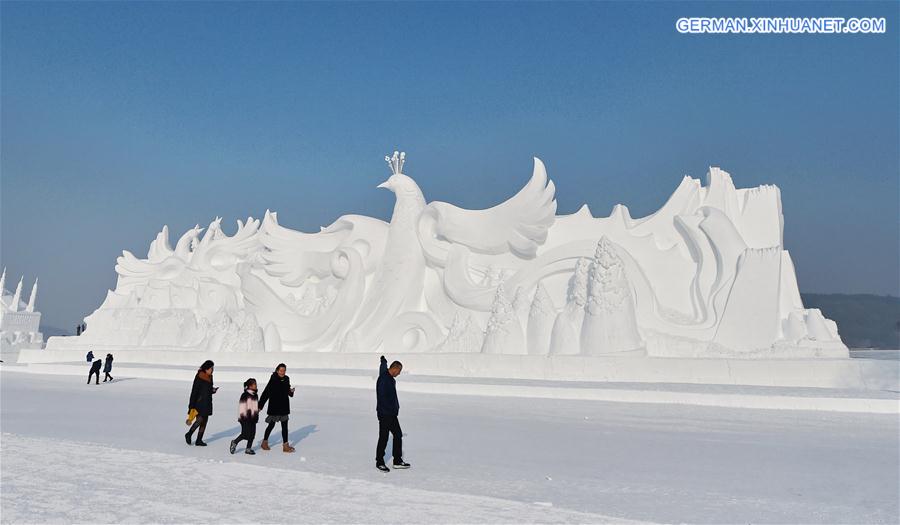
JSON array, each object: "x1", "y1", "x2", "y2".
[{"x1": 2, "y1": 1, "x2": 898, "y2": 332}]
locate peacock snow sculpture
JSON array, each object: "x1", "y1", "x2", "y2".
[{"x1": 54, "y1": 152, "x2": 847, "y2": 359}]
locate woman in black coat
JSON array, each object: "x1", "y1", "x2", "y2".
[
  {"x1": 258, "y1": 363, "x2": 295, "y2": 452},
  {"x1": 185, "y1": 360, "x2": 218, "y2": 446},
  {"x1": 102, "y1": 353, "x2": 114, "y2": 382}
]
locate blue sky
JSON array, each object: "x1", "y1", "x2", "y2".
[{"x1": 2, "y1": 1, "x2": 898, "y2": 332}]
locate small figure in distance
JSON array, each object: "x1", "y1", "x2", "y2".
[{"x1": 375, "y1": 355, "x2": 409, "y2": 472}]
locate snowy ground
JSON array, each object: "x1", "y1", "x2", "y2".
[
  {"x1": 1, "y1": 435, "x2": 634, "y2": 524},
  {"x1": 1, "y1": 370, "x2": 898, "y2": 524}
]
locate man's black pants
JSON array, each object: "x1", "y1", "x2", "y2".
[
  {"x1": 88, "y1": 370, "x2": 99, "y2": 384},
  {"x1": 376, "y1": 415, "x2": 402, "y2": 464}
]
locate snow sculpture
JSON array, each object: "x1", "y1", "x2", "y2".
[
  {"x1": 580, "y1": 238, "x2": 643, "y2": 355},
  {"x1": 48, "y1": 152, "x2": 848, "y2": 358},
  {"x1": 1, "y1": 269, "x2": 43, "y2": 352},
  {"x1": 76, "y1": 217, "x2": 266, "y2": 351},
  {"x1": 549, "y1": 258, "x2": 589, "y2": 355},
  {"x1": 482, "y1": 283, "x2": 526, "y2": 355},
  {"x1": 435, "y1": 312, "x2": 484, "y2": 353},
  {"x1": 526, "y1": 283, "x2": 555, "y2": 355}
]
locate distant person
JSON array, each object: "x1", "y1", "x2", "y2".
[
  {"x1": 87, "y1": 359, "x2": 102, "y2": 385},
  {"x1": 258, "y1": 363, "x2": 295, "y2": 453},
  {"x1": 185, "y1": 360, "x2": 217, "y2": 446},
  {"x1": 85, "y1": 350, "x2": 94, "y2": 362},
  {"x1": 230, "y1": 378, "x2": 260, "y2": 455},
  {"x1": 375, "y1": 355, "x2": 409, "y2": 472},
  {"x1": 77, "y1": 325, "x2": 82, "y2": 336},
  {"x1": 102, "y1": 353, "x2": 114, "y2": 382}
]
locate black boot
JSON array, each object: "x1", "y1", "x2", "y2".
[{"x1": 184, "y1": 432, "x2": 192, "y2": 445}]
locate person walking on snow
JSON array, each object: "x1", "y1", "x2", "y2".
[
  {"x1": 85, "y1": 350, "x2": 94, "y2": 363},
  {"x1": 258, "y1": 363, "x2": 295, "y2": 453},
  {"x1": 230, "y1": 378, "x2": 260, "y2": 455},
  {"x1": 185, "y1": 360, "x2": 218, "y2": 446},
  {"x1": 102, "y1": 353, "x2": 114, "y2": 382},
  {"x1": 87, "y1": 359, "x2": 102, "y2": 385},
  {"x1": 375, "y1": 355, "x2": 409, "y2": 472}
]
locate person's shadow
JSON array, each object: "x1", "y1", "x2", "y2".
[
  {"x1": 203, "y1": 423, "x2": 318, "y2": 447},
  {"x1": 204, "y1": 425, "x2": 240, "y2": 444},
  {"x1": 287, "y1": 424, "x2": 318, "y2": 447}
]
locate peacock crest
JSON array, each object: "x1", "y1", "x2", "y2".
[{"x1": 384, "y1": 150, "x2": 406, "y2": 175}]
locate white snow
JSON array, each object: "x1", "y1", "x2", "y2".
[
  {"x1": 1, "y1": 435, "x2": 635, "y2": 524},
  {"x1": 9, "y1": 362, "x2": 899, "y2": 413},
  {"x1": 2, "y1": 370, "x2": 898, "y2": 523}
]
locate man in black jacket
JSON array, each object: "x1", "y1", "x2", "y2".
[
  {"x1": 87, "y1": 359, "x2": 102, "y2": 385},
  {"x1": 376, "y1": 355, "x2": 409, "y2": 472}
]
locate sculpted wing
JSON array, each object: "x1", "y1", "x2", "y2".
[
  {"x1": 421, "y1": 157, "x2": 557, "y2": 259},
  {"x1": 260, "y1": 211, "x2": 389, "y2": 286}
]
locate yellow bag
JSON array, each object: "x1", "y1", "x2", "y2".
[{"x1": 185, "y1": 408, "x2": 198, "y2": 425}]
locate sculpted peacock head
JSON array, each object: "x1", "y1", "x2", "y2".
[{"x1": 377, "y1": 150, "x2": 423, "y2": 198}]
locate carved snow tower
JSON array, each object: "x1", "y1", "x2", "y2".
[
  {"x1": 482, "y1": 283, "x2": 526, "y2": 355},
  {"x1": 1, "y1": 269, "x2": 44, "y2": 353},
  {"x1": 549, "y1": 257, "x2": 590, "y2": 355},
  {"x1": 526, "y1": 282, "x2": 555, "y2": 355},
  {"x1": 580, "y1": 237, "x2": 643, "y2": 355}
]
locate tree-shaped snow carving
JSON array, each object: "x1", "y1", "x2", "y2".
[{"x1": 580, "y1": 237, "x2": 643, "y2": 354}]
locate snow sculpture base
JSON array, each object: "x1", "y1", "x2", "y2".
[
  {"x1": 23, "y1": 346, "x2": 892, "y2": 391},
  {"x1": 47, "y1": 153, "x2": 853, "y2": 385}
]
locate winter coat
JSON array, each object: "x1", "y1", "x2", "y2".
[
  {"x1": 86, "y1": 351, "x2": 94, "y2": 363},
  {"x1": 89, "y1": 359, "x2": 102, "y2": 373},
  {"x1": 188, "y1": 370, "x2": 215, "y2": 416},
  {"x1": 103, "y1": 356, "x2": 113, "y2": 373},
  {"x1": 376, "y1": 357, "x2": 399, "y2": 417},
  {"x1": 259, "y1": 372, "x2": 293, "y2": 416},
  {"x1": 238, "y1": 388, "x2": 260, "y2": 423}
]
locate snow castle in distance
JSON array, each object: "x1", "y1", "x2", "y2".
[
  {"x1": 49, "y1": 152, "x2": 847, "y2": 359},
  {"x1": 1, "y1": 269, "x2": 43, "y2": 353}
]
